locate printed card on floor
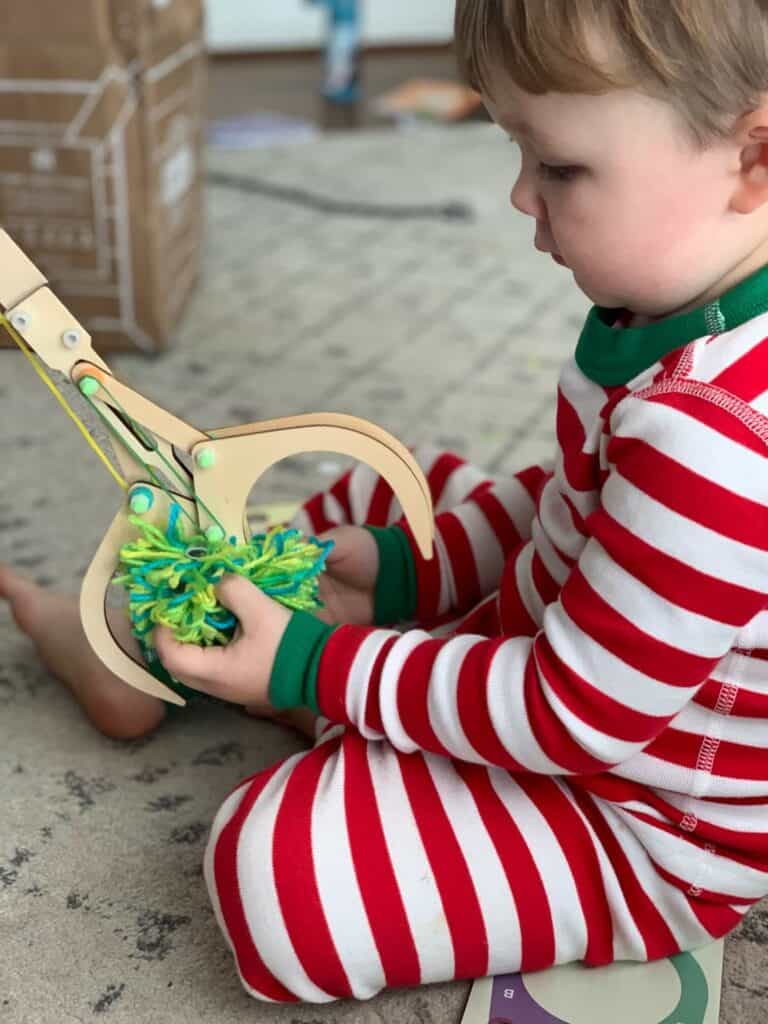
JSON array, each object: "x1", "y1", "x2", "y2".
[{"x1": 461, "y1": 942, "x2": 724, "y2": 1024}]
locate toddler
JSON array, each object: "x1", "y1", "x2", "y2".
[{"x1": 3, "y1": 0, "x2": 768, "y2": 1005}]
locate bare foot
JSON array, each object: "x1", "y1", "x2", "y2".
[{"x1": 0, "y1": 566, "x2": 166, "y2": 741}]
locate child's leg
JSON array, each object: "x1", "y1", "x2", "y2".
[
  {"x1": 204, "y1": 729, "x2": 730, "y2": 1004},
  {"x1": 0, "y1": 567, "x2": 166, "y2": 740},
  {"x1": 292, "y1": 442, "x2": 545, "y2": 636},
  {"x1": 0, "y1": 567, "x2": 318, "y2": 742},
  {"x1": 291, "y1": 443, "x2": 506, "y2": 535}
]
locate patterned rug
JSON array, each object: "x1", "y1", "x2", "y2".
[{"x1": 0, "y1": 124, "x2": 765, "y2": 1023}]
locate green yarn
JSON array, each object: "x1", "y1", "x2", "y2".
[{"x1": 114, "y1": 503, "x2": 333, "y2": 651}]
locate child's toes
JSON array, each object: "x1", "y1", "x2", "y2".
[
  {"x1": 0, "y1": 565, "x2": 18, "y2": 599},
  {"x1": 0, "y1": 566, "x2": 34, "y2": 603}
]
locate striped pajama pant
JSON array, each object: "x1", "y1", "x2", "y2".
[{"x1": 202, "y1": 446, "x2": 735, "y2": 1004}]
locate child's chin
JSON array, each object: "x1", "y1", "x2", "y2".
[{"x1": 576, "y1": 278, "x2": 622, "y2": 309}]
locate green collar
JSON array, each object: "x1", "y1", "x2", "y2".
[{"x1": 575, "y1": 263, "x2": 768, "y2": 387}]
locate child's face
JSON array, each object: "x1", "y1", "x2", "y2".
[{"x1": 484, "y1": 75, "x2": 750, "y2": 317}]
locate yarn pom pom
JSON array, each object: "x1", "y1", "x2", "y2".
[{"x1": 114, "y1": 504, "x2": 333, "y2": 648}]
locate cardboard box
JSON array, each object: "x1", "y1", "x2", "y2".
[{"x1": 0, "y1": 0, "x2": 206, "y2": 353}]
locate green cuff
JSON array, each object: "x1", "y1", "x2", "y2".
[
  {"x1": 269, "y1": 610, "x2": 336, "y2": 713},
  {"x1": 365, "y1": 524, "x2": 418, "y2": 625}
]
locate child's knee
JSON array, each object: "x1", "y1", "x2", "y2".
[{"x1": 203, "y1": 743, "x2": 386, "y2": 1003}]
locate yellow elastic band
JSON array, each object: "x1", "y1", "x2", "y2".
[{"x1": 1, "y1": 315, "x2": 128, "y2": 490}]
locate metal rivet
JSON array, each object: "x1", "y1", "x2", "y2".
[
  {"x1": 10, "y1": 311, "x2": 30, "y2": 331},
  {"x1": 61, "y1": 329, "x2": 82, "y2": 350}
]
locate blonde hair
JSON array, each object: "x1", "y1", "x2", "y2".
[{"x1": 455, "y1": 0, "x2": 768, "y2": 144}]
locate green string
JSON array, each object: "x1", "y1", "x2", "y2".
[
  {"x1": 79, "y1": 381, "x2": 224, "y2": 536},
  {"x1": 95, "y1": 380, "x2": 197, "y2": 499}
]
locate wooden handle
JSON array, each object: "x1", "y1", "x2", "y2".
[
  {"x1": 191, "y1": 419, "x2": 435, "y2": 559},
  {"x1": 80, "y1": 489, "x2": 188, "y2": 707}
]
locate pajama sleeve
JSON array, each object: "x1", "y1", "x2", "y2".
[
  {"x1": 368, "y1": 461, "x2": 551, "y2": 626},
  {"x1": 271, "y1": 387, "x2": 768, "y2": 772}
]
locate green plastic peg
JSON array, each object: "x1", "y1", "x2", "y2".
[
  {"x1": 129, "y1": 488, "x2": 153, "y2": 516},
  {"x1": 195, "y1": 448, "x2": 216, "y2": 470},
  {"x1": 78, "y1": 376, "x2": 100, "y2": 398},
  {"x1": 206, "y1": 525, "x2": 225, "y2": 545}
]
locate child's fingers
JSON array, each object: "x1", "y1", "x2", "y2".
[
  {"x1": 154, "y1": 627, "x2": 230, "y2": 695},
  {"x1": 316, "y1": 527, "x2": 348, "y2": 562},
  {"x1": 152, "y1": 578, "x2": 288, "y2": 706}
]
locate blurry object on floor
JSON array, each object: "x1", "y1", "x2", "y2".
[
  {"x1": 373, "y1": 78, "x2": 483, "y2": 124},
  {"x1": 0, "y1": 0, "x2": 206, "y2": 354},
  {"x1": 208, "y1": 112, "x2": 319, "y2": 149},
  {"x1": 207, "y1": 47, "x2": 460, "y2": 133},
  {"x1": 207, "y1": 170, "x2": 474, "y2": 222},
  {"x1": 306, "y1": 0, "x2": 362, "y2": 104},
  {"x1": 247, "y1": 502, "x2": 302, "y2": 532}
]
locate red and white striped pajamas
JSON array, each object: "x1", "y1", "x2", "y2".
[{"x1": 203, "y1": 309, "x2": 768, "y2": 1004}]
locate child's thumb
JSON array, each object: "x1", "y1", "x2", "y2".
[
  {"x1": 215, "y1": 574, "x2": 269, "y2": 624},
  {"x1": 314, "y1": 527, "x2": 340, "y2": 563}
]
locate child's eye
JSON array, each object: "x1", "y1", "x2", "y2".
[{"x1": 538, "y1": 163, "x2": 582, "y2": 183}]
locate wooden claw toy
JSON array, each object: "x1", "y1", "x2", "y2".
[{"x1": 0, "y1": 230, "x2": 434, "y2": 706}]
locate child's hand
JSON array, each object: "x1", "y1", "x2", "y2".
[
  {"x1": 153, "y1": 525, "x2": 378, "y2": 709},
  {"x1": 314, "y1": 525, "x2": 378, "y2": 627},
  {"x1": 154, "y1": 575, "x2": 291, "y2": 712}
]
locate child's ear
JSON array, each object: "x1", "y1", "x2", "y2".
[{"x1": 731, "y1": 120, "x2": 768, "y2": 215}]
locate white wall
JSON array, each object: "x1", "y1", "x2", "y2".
[{"x1": 205, "y1": 1, "x2": 455, "y2": 52}]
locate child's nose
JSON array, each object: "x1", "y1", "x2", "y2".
[{"x1": 510, "y1": 165, "x2": 544, "y2": 220}]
